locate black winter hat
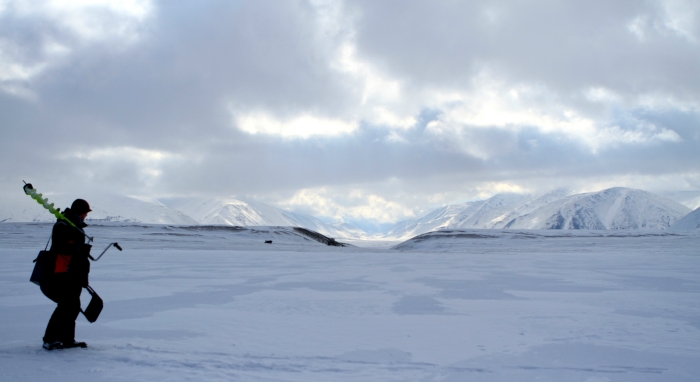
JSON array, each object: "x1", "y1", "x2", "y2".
[{"x1": 71, "y1": 199, "x2": 92, "y2": 215}]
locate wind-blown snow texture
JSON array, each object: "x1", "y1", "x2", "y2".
[
  {"x1": 1, "y1": 223, "x2": 699, "y2": 381},
  {"x1": 388, "y1": 188, "x2": 691, "y2": 239}
]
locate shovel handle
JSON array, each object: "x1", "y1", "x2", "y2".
[{"x1": 92, "y1": 242, "x2": 121, "y2": 261}]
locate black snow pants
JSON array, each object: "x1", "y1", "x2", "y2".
[{"x1": 40, "y1": 279, "x2": 82, "y2": 343}]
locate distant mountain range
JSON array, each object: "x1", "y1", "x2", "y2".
[
  {"x1": 167, "y1": 197, "x2": 366, "y2": 239},
  {"x1": 385, "y1": 187, "x2": 692, "y2": 239},
  {"x1": 0, "y1": 193, "x2": 197, "y2": 225},
  {"x1": 1, "y1": 187, "x2": 697, "y2": 239},
  {"x1": 0, "y1": 193, "x2": 365, "y2": 239}
]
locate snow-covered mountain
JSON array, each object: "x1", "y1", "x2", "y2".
[
  {"x1": 669, "y1": 207, "x2": 700, "y2": 230},
  {"x1": 448, "y1": 193, "x2": 534, "y2": 229},
  {"x1": 168, "y1": 198, "x2": 366, "y2": 239},
  {"x1": 386, "y1": 202, "x2": 478, "y2": 240},
  {"x1": 1, "y1": 193, "x2": 197, "y2": 225},
  {"x1": 386, "y1": 187, "x2": 691, "y2": 239},
  {"x1": 386, "y1": 191, "x2": 577, "y2": 239},
  {"x1": 505, "y1": 188, "x2": 690, "y2": 230},
  {"x1": 330, "y1": 222, "x2": 368, "y2": 238},
  {"x1": 5, "y1": 187, "x2": 691, "y2": 239},
  {"x1": 488, "y1": 188, "x2": 572, "y2": 228},
  {"x1": 2, "y1": 192, "x2": 364, "y2": 239}
]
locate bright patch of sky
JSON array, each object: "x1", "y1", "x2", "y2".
[
  {"x1": 235, "y1": 112, "x2": 358, "y2": 138},
  {"x1": 68, "y1": 146, "x2": 181, "y2": 191}
]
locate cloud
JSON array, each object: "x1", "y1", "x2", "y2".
[
  {"x1": 0, "y1": 0, "x2": 152, "y2": 98},
  {"x1": 658, "y1": 0, "x2": 700, "y2": 43},
  {"x1": 225, "y1": 0, "x2": 418, "y2": 138},
  {"x1": 1, "y1": 0, "x2": 698, "y2": 228},
  {"x1": 278, "y1": 186, "x2": 415, "y2": 223}
]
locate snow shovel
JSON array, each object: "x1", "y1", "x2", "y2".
[{"x1": 82, "y1": 285, "x2": 103, "y2": 323}]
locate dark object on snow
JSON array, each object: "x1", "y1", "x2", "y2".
[
  {"x1": 81, "y1": 285, "x2": 103, "y2": 323},
  {"x1": 265, "y1": 240, "x2": 273, "y2": 244},
  {"x1": 43, "y1": 340, "x2": 87, "y2": 350},
  {"x1": 292, "y1": 227, "x2": 348, "y2": 247}
]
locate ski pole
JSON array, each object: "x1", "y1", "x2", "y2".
[
  {"x1": 22, "y1": 181, "x2": 94, "y2": 243},
  {"x1": 92, "y1": 242, "x2": 122, "y2": 261}
]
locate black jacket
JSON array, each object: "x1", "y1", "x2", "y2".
[{"x1": 45, "y1": 208, "x2": 91, "y2": 287}]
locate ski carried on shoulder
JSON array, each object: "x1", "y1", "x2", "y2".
[{"x1": 43, "y1": 341, "x2": 88, "y2": 351}]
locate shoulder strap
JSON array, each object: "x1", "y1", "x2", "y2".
[{"x1": 44, "y1": 234, "x2": 52, "y2": 251}]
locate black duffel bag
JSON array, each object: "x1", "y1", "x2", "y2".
[{"x1": 30, "y1": 250, "x2": 53, "y2": 285}]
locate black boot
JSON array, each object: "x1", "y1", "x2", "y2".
[
  {"x1": 63, "y1": 340, "x2": 87, "y2": 349},
  {"x1": 43, "y1": 341, "x2": 64, "y2": 350}
]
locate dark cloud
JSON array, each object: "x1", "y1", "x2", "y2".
[{"x1": 350, "y1": 0, "x2": 700, "y2": 97}]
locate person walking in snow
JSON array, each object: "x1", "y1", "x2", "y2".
[{"x1": 40, "y1": 199, "x2": 93, "y2": 350}]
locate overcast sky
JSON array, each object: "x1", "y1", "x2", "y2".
[{"x1": 1, "y1": 0, "x2": 699, "y2": 230}]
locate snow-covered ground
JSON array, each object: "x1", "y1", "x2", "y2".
[{"x1": 1, "y1": 223, "x2": 699, "y2": 381}]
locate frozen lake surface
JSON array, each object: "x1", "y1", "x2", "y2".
[{"x1": 1, "y1": 223, "x2": 699, "y2": 381}]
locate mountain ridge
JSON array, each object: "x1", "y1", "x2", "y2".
[
  {"x1": 2, "y1": 187, "x2": 695, "y2": 239},
  {"x1": 167, "y1": 197, "x2": 366, "y2": 239},
  {"x1": 385, "y1": 187, "x2": 691, "y2": 239}
]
